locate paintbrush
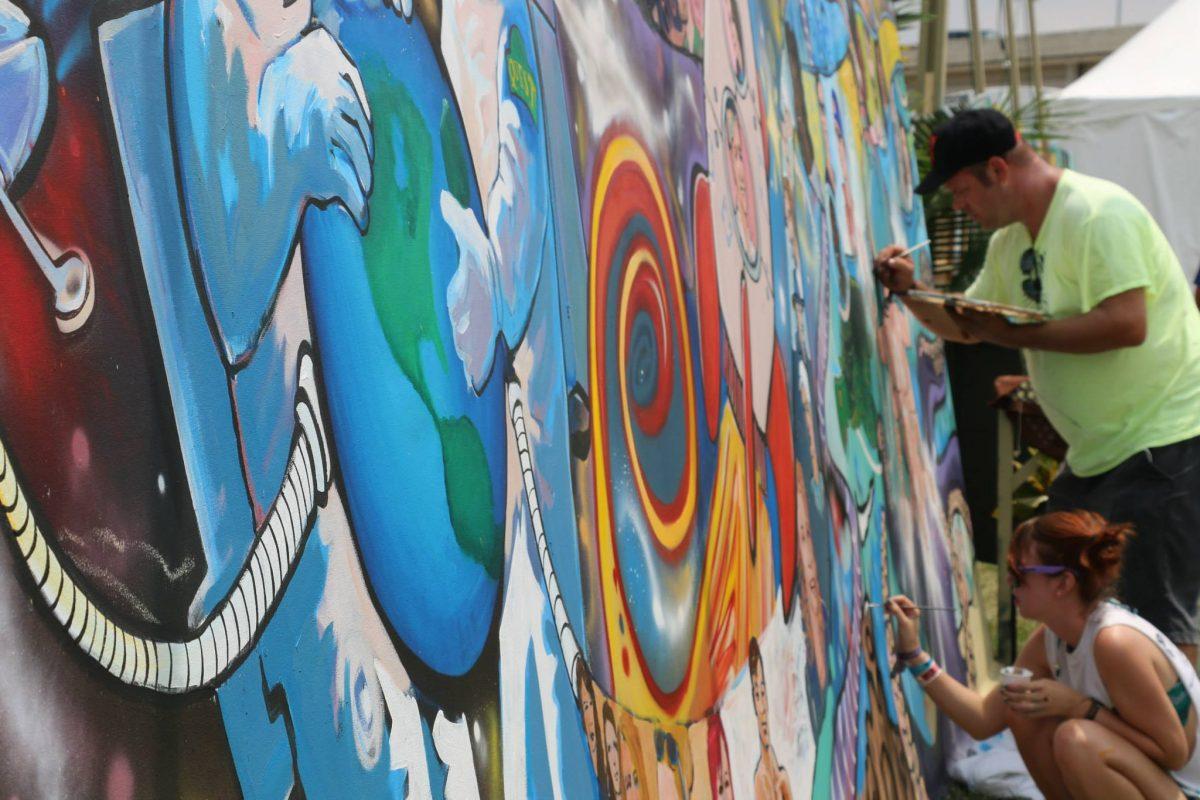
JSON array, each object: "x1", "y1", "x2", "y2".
[
  {"x1": 867, "y1": 602, "x2": 955, "y2": 612},
  {"x1": 895, "y1": 238, "x2": 930, "y2": 259}
]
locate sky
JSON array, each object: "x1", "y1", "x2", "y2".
[{"x1": 899, "y1": 0, "x2": 1177, "y2": 43}]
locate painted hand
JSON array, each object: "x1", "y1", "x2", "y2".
[
  {"x1": 259, "y1": 28, "x2": 374, "y2": 231},
  {"x1": 441, "y1": 191, "x2": 500, "y2": 393},
  {"x1": 440, "y1": 93, "x2": 546, "y2": 393}
]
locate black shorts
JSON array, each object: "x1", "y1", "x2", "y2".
[{"x1": 1047, "y1": 434, "x2": 1200, "y2": 645}]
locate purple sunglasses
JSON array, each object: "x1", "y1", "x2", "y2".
[{"x1": 1008, "y1": 564, "x2": 1079, "y2": 586}]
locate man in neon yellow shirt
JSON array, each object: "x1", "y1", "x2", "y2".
[{"x1": 874, "y1": 109, "x2": 1200, "y2": 663}]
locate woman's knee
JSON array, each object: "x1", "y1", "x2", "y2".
[{"x1": 1052, "y1": 719, "x2": 1101, "y2": 768}]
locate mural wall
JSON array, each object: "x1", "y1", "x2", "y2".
[{"x1": 0, "y1": 0, "x2": 980, "y2": 796}]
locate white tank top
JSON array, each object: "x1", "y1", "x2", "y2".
[{"x1": 1044, "y1": 599, "x2": 1200, "y2": 794}]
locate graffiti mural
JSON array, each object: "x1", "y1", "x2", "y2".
[{"x1": 0, "y1": 0, "x2": 978, "y2": 795}]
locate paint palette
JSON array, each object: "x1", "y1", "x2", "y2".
[{"x1": 904, "y1": 289, "x2": 1049, "y2": 324}]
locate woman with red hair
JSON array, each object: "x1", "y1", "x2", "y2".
[{"x1": 887, "y1": 510, "x2": 1200, "y2": 799}]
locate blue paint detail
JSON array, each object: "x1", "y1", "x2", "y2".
[
  {"x1": 541, "y1": 607, "x2": 603, "y2": 800},
  {"x1": 53, "y1": 23, "x2": 88, "y2": 81},
  {"x1": 0, "y1": 15, "x2": 47, "y2": 186},
  {"x1": 388, "y1": 767, "x2": 409, "y2": 797},
  {"x1": 524, "y1": 646, "x2": 556, "y2": 799},
  {"x1": 99, "y1": 7, "x2": 257, "y2": 617},
  {"x1": 791, "y1": 0, "x2": 850, "y2": 76},
  {"x1": 218, "y1": 521, "x2": 396, "y2": 798},
  {"x1": 421, "y1": 709, "x2": 449, "y2": 799},
  {"x1": 761, "y1": 449, "x2": 783, "y2": 591}
]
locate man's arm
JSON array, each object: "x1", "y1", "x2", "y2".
[{"x1": 952, "y1": 287, "x2": 1147, "y2": 354}]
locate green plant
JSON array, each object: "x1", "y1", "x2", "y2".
[
  {"x1": 892, "y1": 0, "x2": 928, "y2": 32},
  {"x1": 1007, "y1": 448, "x2": 1057, "y2": 524}
]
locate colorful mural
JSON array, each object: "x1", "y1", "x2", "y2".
[{"x1": 0, "y1": 0, "x2": 979, "y2": 795}]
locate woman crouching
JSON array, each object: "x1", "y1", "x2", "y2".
[{"x1": 887, "y1": 510, "x2": 1200, "y2": 799}]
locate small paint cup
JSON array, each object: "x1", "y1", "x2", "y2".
[{"x1": 1000, "y1": 666, "x2": 1033, "y2": 687}]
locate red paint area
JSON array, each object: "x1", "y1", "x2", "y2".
[
  {"x1": 692, "y1": 173, "x2": 720, "y2": 441},
  {"x1": 766, "y1": 346, "x2": 797, "y2": 617},
  {"x1": 739, "y1": 282, "x2": 756, "y2": 554},
  {"x1": 0, "y1": 66, "x2": 201, "y2": 635},
  {"x1": 624, "y1": 244, "x2": 674, "y2": 437}
]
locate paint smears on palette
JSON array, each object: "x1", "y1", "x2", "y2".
[
  {"x1": 0, "y1": 0, "x2": 980, "y2": 796},
  {"x1": 905, "y1": 288, "x2": 1051, "y2": 323}
]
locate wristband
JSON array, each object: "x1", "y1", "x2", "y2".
[
  {"x1": 917, "y1": 662, "x2": 942, "y2": 686},
  {"x1": 1084, "y1": 698, "x2": 1104, "y2": 721},
  {"x1": 907, "y1": 657, "x2": 934, "y2": 678}
]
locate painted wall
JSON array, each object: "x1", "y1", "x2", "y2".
[{"x1": 0, "y1": 0, "x2": 980, "y2": 796}]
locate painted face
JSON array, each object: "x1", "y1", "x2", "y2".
[
  {"x1": 751, "y1": 657, "x2": 770, "y2": 746},
  {"x1": 724, "y1": 100, "x2": 758, "y2": 262},
  {"x1": 620, "y1": 732, "x2": 642, "y2": 800},
  {"x1": 723, "y1": 0, "x2": 745, "y2": 84},
  {"x1": 604, "y1": 715, "x2": 622, "y2": 796},
  {"x1": 797, "y1": 510, "x2": 827, "y2": 685},
  {"x1": 580, "y1": 687, "x2": 598, "y2": 765}
]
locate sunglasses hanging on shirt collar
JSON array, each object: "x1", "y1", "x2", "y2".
[{"x1": 1020, "y1": 247, "x2": 1044, "y2": 305}]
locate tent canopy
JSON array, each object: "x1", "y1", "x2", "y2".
[
  {"x1": 1055, "y1": 0, "x2": 1200, "y2": 277},
  {"x1": 1059, "y1": 0, "x2": 1200, "y2": 101}
]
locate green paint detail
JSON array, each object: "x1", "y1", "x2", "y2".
[
  {"x1": 812, "y1": 682, "x2": 837, "y2": 798},
  {"x1": 356, "y1": 63, "x2": 501, "y2": 577},
  {"x1": 441, "y1": 415, "x2": 504, "y2": 579},
  {"x1": 834, "y1": 279, "x2": 881, "y2": 439},
  {"x1": 360, "y1": 76, "x2": 446, "y2": 378},
  {"x1": 440, "y1": 100, "x2": 472, "y2": 208},
  {"x1": 505, "y1": 26, "x2": 539, "y2": 121}
]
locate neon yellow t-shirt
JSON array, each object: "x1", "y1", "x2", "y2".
[{"x1": 966, "y1": 170, "x2": 1200, "y2": 476}]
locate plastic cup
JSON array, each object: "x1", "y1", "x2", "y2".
[{"x1": 1000, "y1": 666, "x2": 1033, "y2": 687}]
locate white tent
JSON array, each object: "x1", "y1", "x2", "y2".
[{"x1": 1055, "y1": 0, "x2": 1200, "y2": 279}]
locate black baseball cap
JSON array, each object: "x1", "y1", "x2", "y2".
[{"x1": 915, "y1": 108, "x2": 1019, "y2": 195}]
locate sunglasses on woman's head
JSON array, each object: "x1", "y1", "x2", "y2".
[
  {"x1": 1020, "y1": 247, "x2": 1043, "y2": 304},
  {"x1": 1007, "y1": 563, "x2": 1078, "y2": 586}
]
